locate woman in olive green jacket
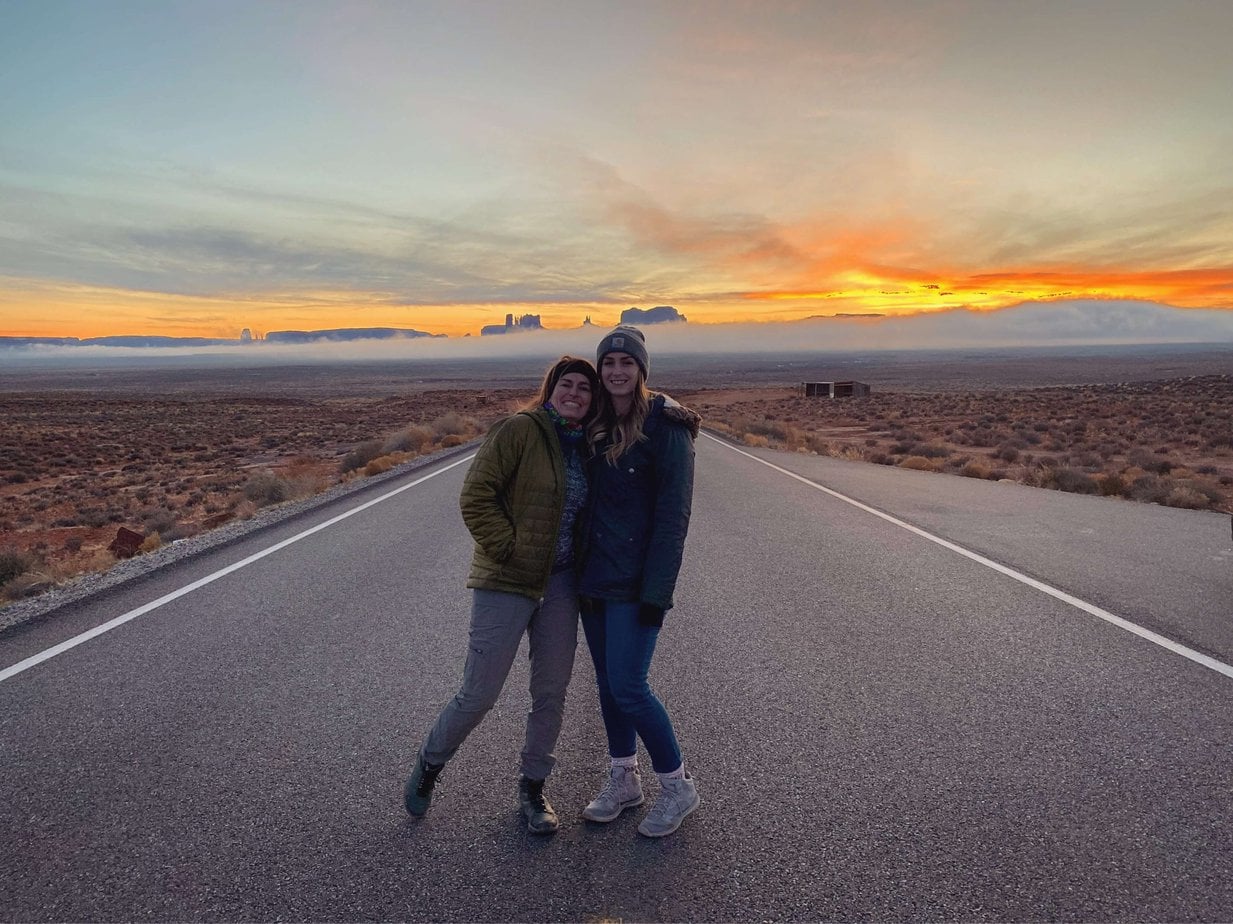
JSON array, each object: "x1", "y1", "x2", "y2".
[{"x1": 404, "y1": 356, "x2": 598, "y2": 835}]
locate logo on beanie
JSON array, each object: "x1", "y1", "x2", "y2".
[{"x1": 612, "y1": 337, "x2": 625, "y2": 347}]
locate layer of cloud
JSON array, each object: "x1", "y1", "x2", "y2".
[{"x1": 5, "y1": 301, "x2": 1231, "y2": 374}]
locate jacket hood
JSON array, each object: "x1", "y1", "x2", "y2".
[{"x1": 650, "y1": 392, "x2": 702, "y2": 438}]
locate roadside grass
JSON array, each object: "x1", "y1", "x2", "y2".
[
  {"x1": 1, "y1": 398, "x2": 504, "y2": 607},
  {"x1": 692, "y1": 375, "x2": 1233, "y2": 515}
]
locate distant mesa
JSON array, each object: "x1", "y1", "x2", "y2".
[
  {"x1": 481, "y1": 313, "x2": 543, "y2": 336},
  {"x1": 263, "y1": 328, "x2": 443, "y2": 343},
  {"x1": 83, "y1": 335, "x2": 238, "y2": 347},
  {"x1": 0, "y1": 336, "x2": 82, "y2": 348},
  {"x1": 0, "y1": 328, "x2": 445, "y2": 349},
  {"x1": 620, "y1": 306, "x2": 687, "y2": 325},
  {"x1": 0, "y1": 335, "x2": 237, "y2": 348}
]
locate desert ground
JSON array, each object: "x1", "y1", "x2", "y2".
[{"x1": 2, "y1": 344, "x2": 1231, "y2": 606}]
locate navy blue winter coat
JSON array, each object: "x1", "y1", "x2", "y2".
[{"x1": 579, "y1": 394, "x2": 702, "y2": 615}]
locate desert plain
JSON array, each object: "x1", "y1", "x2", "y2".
[{"x1": 2, "y1": 343, "x2": 1231, "y2": 608}]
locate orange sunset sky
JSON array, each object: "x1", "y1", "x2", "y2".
[{"x1": 2, "y1": 1, "x2": 1231, "y2": 342}]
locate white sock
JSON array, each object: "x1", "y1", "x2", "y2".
[
  {"x1": 611, "y1": 754, "x2": 638, "y2": 770},
  {"x1": 658, "y1": 763, "x2": 686, "y2": 782}
]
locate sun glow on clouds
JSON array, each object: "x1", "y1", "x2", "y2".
[
  {"x1": 740, "y1": 267, "x2": 1233, "y2": 321},
  {"x1": 4, "y1": 266, "x2": 1233, "y2": 341}
]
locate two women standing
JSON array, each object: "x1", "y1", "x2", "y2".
[{"x1": 405, "y1": 327, "x2": 700, "y2": 838}]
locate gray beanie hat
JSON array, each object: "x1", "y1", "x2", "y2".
[{"x1": 596, "y1": 325, "x2": 649, "y2": 379}]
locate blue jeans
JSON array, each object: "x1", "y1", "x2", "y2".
[{"x1": 580, "y1": 600, "x2": 682, "y2": 773}]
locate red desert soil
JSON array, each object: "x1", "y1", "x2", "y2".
[
  {"x1": 675, "y1": 375, "x2": 1233, "y2": 514},
  {"x1": 2, "y1": 369, "x2": 1231, "y2": 606},
  {"x1": 0, "y1": 386, "x2": 527, "y2": 602}
]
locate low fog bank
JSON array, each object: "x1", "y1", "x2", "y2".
[{"x1": 3, "y1": 299, "x2": 1231, "y2": 373}]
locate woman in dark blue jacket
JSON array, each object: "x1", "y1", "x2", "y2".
[{"x1": 579, "y1": 325, "x2": 702, "y2": 838}]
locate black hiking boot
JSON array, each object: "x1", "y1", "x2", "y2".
[
  {"x1": 518, "y1": 776, "x2": 559, "y2": 834},
  {"x1": 404, "y1": 757, "x2": 444, "y2": 817}
]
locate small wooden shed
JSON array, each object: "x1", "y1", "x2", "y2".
[{"x1": 801, "y1": 381, "x2": 871, "y2": 398}]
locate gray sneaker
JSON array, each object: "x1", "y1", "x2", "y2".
[
  {"x1": 637, "y1": 773, "x2": 699, "y2": 838},
  {"x1": 582, "y1": 765, "x2": 645, "y2": 822}
]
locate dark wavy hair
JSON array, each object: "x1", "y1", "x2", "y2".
[{"x1": 524, "y1": 355, "x2": 600, "y2": 426}]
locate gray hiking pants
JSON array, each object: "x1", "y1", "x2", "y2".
[{"x1": 420, "y1": 569, "x2": 579, "y2": 780}]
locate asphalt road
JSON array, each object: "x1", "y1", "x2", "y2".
[{"x1": 2, "y1": 436, "x2": 1231, "y2": 922}]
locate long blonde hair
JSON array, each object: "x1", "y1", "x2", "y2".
[{"x1": 591, "y1": 370, "x2": 652, "y2": 464}]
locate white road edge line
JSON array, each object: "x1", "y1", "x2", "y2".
[
  {"x1": 0, "y1": 454, "x2": 477, "y2": 684},
  {"x1": 706, "y1": 434, "x2": 1233, "y2": 681}
]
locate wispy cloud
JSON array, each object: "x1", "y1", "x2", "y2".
[{"x1": 3, "y1": 2, "x2": 1233, "y2": 339}]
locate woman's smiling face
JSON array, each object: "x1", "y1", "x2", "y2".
[
  {"x1": 550, "y1": 371, "x2": 593, "y2": 421},
  {"x1": 600, "y1": 352, "x2": 639, "y2": 399}
]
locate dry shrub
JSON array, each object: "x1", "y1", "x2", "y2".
[
  {"x1": 340, "y1": 440, "x2": 384, "y2": 474},
  {"x1": 915, "y1": 442, "x2": 951, "y2": 459},
  {"x1": 139, "y1": 533, "x2": 162, "y2": 553},
  {"x1": 803, "y1": 434, "x2": 831, "y2": 455},
  {"x1": 83, "y1": 549, "x2": 117, "y2": 572},
  {"x1": 1044, "y1": 467, "x2": 1099, "y2": 494},
  {"x1": 1127, "y1": 447, "x2": 1174, "y2": 474},
  {"x1": 243, "y1": 471, "x2": 293, "y2": 507},
  {"x1": 142, "y1": 507, "x2": 178, "y2": 536},
  {"x1": 278, "y1": 456, "x2": 329, "y2": 498},
  {"x1": 1098, "y1": 473, "x2": 1129, "y2": 497},
  {"x1": 745, "y1": 420, "x2": 798, "y2": 445},
  {"x1": 0, "y1": 548, "x2": 33, "y2": 587},
  {"x1": 1127, "y1": 475, "x2": 1170, "y2": 504},
  {"x1": 961, "y1": 461, "x2": 991, "y2": 479},
  {"x1": 1070, "y1": 450, "x2": 1104, "y2": 469},
  {"x1": 1164, "y1": 484, "x2": 1210, "y2": 510},
  {"x1": 1163, "y1": 478, "x2": 1223, "y2": 508},
  {"x1": 899, "y1": 455, "x2": 942, "y2": 472},
  {"x1": 439, "y1": 434, "x2": 466, "y2": 448},
  {"x1": 286, "y1": 471, "x2": 327, "y2": 497},
  {"x1": 2, "y1": 570, "x2": 55, "y2": 600},
  {"x1": 363, "y1": 456, "x2": 396, "y2": 476},
  {"x1": 743, "y1": 434, "x2": 770, "y2": 448},
  {"x1": 384, "y1": 425, "x2": 434, "y2": 454},
  {"x1": 431, "y1": 412, "x2": 479, "y2": 438}
]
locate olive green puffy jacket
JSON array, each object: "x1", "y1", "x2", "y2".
[{"x1": 460, "y1": 408, "x2": 566, "y2": 600}]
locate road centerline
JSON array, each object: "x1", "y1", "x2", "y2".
[
  {"x1": 705, "y1": 433, "x2": 1233, "y2": 681},
  {"x1": 0, "y1": 454, "x2": 476, "y2": 684}
]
